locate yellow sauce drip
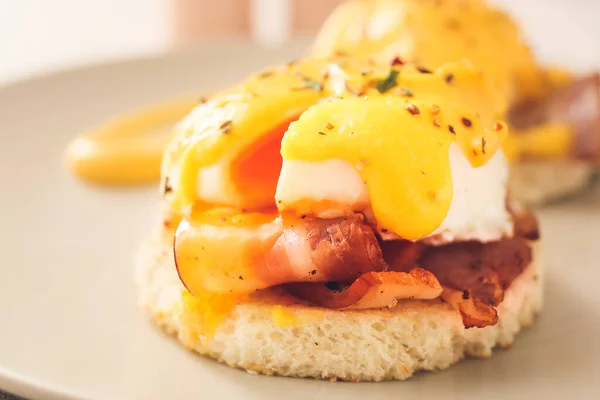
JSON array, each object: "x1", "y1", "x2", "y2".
[
  {"x1": 281, "y1": 96, "x2": 505, "y2": 239},
  {"x1": 65, "y1": 97, "x2": 198, "y2": 184},
  {"x1": 505, "y1": 124, "x2": 573, "y2": 161},
  {"x1": 181, "y1": 289, "x2": 246, "y2": 340},
  {"x1": 271, "y1": 305, "x2": 298, "y2": 327}
]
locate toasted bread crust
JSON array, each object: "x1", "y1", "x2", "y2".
[
  {"x1": 135, "y1": 233, "x2": 543, "y2": 382},
  {"x1": 510, "y1": 160, "x2": 592, "y2": 205}
]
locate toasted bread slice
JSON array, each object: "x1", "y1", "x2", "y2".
[{"x1": 135, "y1": 232, "x2": 542, "y2": 382}]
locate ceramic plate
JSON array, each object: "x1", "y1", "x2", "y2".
[{"x1": 1, "y1": 41, "x2": 599, "y2": 400}]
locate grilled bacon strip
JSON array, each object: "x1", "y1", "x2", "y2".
[
  {"x1": 285, "y1": 269, "x2": 442, "y2": 309},
  {"x1": 175, "y1": 213, "x2": 386, "y2": 294}
]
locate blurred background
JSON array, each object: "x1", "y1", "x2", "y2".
[{"x1": 0, "y1": 0, "x2": 599, "y2": 84}]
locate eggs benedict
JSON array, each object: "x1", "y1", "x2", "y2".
[
  {"x1": 312, "y1": 0, "x2": 600, "y2": 205},
  {"x1": 136, "y1": 55, "x2": 542, "y2": 381}
]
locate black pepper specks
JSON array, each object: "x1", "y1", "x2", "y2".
[
  {"x1": 417, "y1": 66, "x2": 432, "y2": 74},
  {"x1": 318, "y1": 131, "x2": 327, "y2": 135},
  {"x1": 239, "y1": 276, "x2": 244, "y2": 280},
  {"x1": 405, "y1": 104, "x2": 420, "y2": 115},
  {"x1": 462, "y1": 290, "x2": 470, "y2": 300},
  {"x1": 448, "y1": 125, "x2": 456, "y2": 135},
  {"x1": 461, "y1": 117, "x2": 472, "y2": 128},
  {"x1": 219, "y1": 120, "x2": 233, "y2": 134},
  {"x1": 310, "y1": 270, "x2": 317, "y2": 276},
  {"x1": 482, "y1": 138, "x2": 487, "y2": 154},
  {"x1": 445, "y1": 74, "x2": 454, "y2": 84}
]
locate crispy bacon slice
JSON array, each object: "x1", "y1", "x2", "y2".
[
  {"x1": 418, "y1": 236, "x2": 532, "y2": 328},
  {"x1": 509, "y1": 73, "x2": 600, "y2": 160},
  {"x1": 285, "y1": 269, "x2": 442, "y2": 309},
  {"x1": 175, "y1": 212, "x2": 385, "y2": 294},
  {"x1": 510, "y1": 200, "x2": 540, "y2": 240},
  {"x1": 380, "y1": 240, "x2": 425, "y2": 272}
]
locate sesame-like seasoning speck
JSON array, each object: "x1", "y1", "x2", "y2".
[
  {"x1": 432, "y1": 118, "x2": 441, "y2": 128},
  {"x1": 325, "y1": 123, "x2": 334, "y2": 130},
  {"x1": 220, "y1": 217, "x2": 227, "y2": 222},
  {"x1": 199, "y1": 96, "x2": 207, "y2": 104},
  {"x1": 430, "y1": 104, "x2": 441, "y2": 115},
  {"x1": 461, "y1": 117, "x2": 473, "y2": 128},
  {"x1": 448, "y1": 125, "x2": 456, "y2": 134},
  {"x1": 361, "y1": 69, "x2": 372, "y2": 76},
  {"x1": 405, "y1": 104, "x2": 420, "y2": 115}
]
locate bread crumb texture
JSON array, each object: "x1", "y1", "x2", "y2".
[{"x1": 136, "y1": 234, "x2": 543, "y2": 382}]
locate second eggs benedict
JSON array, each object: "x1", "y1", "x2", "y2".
[{"x1": 312, "y1": 0, "x2": 600, "y2": 205}]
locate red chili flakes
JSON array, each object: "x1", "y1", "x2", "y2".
[
  {"x1": 391, "y1": 56, "x2": 405, "y2": 66},
  {"x1": 461, "y1": 117, "x2": 473, "y2": 128},
  {"x1": 448, "y1": 125, "x2": 456, "y2": 134},
  {"x1": 405, "y1": 104, "x2": 420, "y2": 115},
  {"x1": 432, "y1": 118, "x2": 441, "y2": 128},
  {"x1": 325, "y1": 122, "x2": 335, "y2": 130},
  {"x1": 494, "y1": 122, "x2": 504, "y2": 131},
  {"x1": 430, "y1": 104, "x2": 441, "y2": 115}
]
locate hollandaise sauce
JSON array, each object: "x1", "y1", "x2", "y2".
[{"x1": 65, "y1": 96, "x2": 199, "y2": 184}]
